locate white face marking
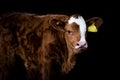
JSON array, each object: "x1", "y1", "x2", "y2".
[{"x1": 68, "y1": 16, "x2": 88, "y2": 49}]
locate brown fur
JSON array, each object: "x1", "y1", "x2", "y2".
[
  {"x1": 0, "y1": 12, "x2": 103, "y2": 80},
  {"x1": 0, "y1": 12, "x2": 73, "y2": 80}
]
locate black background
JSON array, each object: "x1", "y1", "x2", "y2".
[{"x1": 0, "y1": 0, "x2": 118, "y2": 80}]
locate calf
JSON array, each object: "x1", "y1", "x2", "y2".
[{"x1": 0, "y1": 12, "x2": 103, "y2": 80}]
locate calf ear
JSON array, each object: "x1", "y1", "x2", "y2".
[
  {"x1": 50, "y1": 18, "x2": 66, "y2": 32},
  {"x1": 86, "y1": 17, "x2": 103, "y2": 32}
]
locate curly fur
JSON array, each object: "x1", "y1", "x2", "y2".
[
  {"x1": 0, "y1": 12, "x2": 103, "y2": 80},
  {"x1": 0, "y1": 12, "x2": 74, "y2": 80}
]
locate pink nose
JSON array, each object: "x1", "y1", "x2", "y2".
[{"x1": 75, "y1": 42, "x2": 88, "y2": 49}]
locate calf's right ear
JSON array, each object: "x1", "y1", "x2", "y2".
[{"x1": 86, "y1": 17, "x2": 103, "y2": 32}]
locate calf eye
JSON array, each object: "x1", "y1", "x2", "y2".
[{"x1": 66, "y1": 30, "x2": 72, "y2": 34}]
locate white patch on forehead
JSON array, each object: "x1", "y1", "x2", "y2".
[{"x1": 68, "y1": 16, "x2": 87, "y2": 49}]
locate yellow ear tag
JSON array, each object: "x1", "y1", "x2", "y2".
[
  {"x1": 88, "y1": 23, "x2": 98, "y2": 32},
  {"x1": 56, "y1": 21, "x2": 60, "y2": 25}
]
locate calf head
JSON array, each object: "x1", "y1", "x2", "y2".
[{"x1": 65, "y1": 14, "x2": 103, "y2": 54}]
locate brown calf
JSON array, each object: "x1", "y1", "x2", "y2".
[{"x1": 0, "y1": 12, "x2": 103, "y2": 80}]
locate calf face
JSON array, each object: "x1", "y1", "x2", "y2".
[
  {"x1": 64, "y1": 15, "x2": 103, "y2": 54},
  {"x1": 65, "y1": 15, "x2": 87, "y2": 54}
]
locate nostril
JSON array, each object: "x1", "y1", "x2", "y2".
[
  {"x1": 83, "y1": 43, "x2": 87, "y2": 46},
  {"x1": 76, "y1": 43, "x2": 79, "y2": 46},
  {"x1": 81, "y1": 43, "x2": 88, "y2": 48}
]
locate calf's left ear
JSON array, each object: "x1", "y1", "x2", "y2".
[
  {"x1": 86, "y1": 17, "x2": 103, "y2": 32},
  {"x1": 49, "y1": 18, "x2": 66, "y2": 32}
]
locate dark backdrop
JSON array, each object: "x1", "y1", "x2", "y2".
[{"x1": 0, "y1": 0, "x2": 117, "y2": 80}]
